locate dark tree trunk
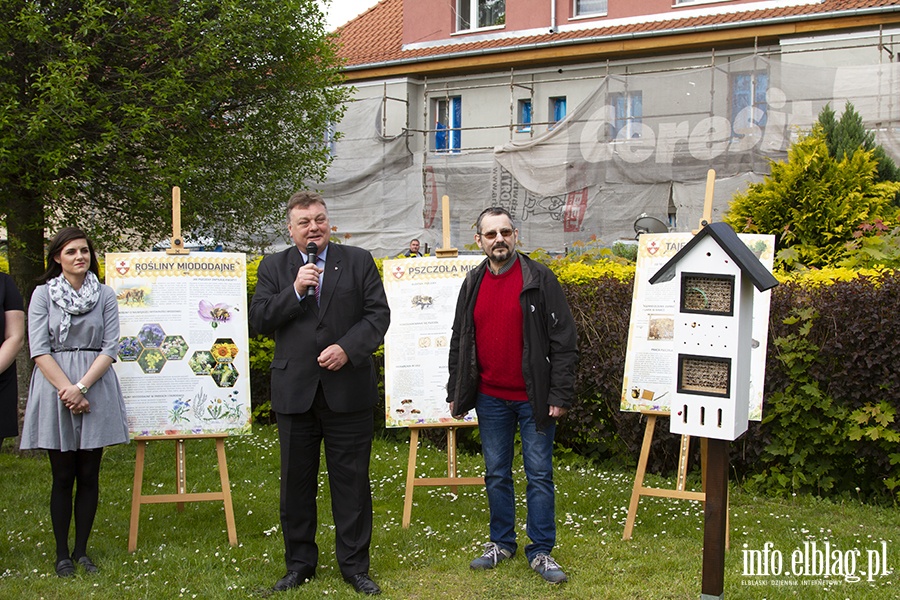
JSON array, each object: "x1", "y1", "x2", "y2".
[
  {"x1": 6, "y1": 185, "x2": 45, "y2": 302},
  {"x1": 5, "y1": 185, "x2": 45, "y2": 448}
]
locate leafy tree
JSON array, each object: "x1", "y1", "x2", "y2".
[
  {"x1": 1, "y1": 0, "x2": 349, "y2": 297},
  {"x1": 724, "y1": 126, "x2": 900, "y2": 269}
]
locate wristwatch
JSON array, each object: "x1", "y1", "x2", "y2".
[{"x1": 75, "y1": 382, "x2": 89, "y2": 395}]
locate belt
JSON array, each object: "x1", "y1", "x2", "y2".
[{"x1": 52, "y1": 348, "x2": 101, "y2": 353}]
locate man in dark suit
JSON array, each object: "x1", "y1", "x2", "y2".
[{"x1": 250, "y1": 191, "x2": 390, "y2": 595}]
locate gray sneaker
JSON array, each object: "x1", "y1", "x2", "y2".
[
  {"x1": 469, "y1": 542, "x2": 513, "y2": 569},
  {"x1": 529, "y1": 553, "x2": 568, "y2": 583}
]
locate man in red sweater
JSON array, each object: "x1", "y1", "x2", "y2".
[{"x1": 446, "y1": 207, "x2": 578, "y2": 584}]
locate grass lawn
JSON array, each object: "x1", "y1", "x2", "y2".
[{"x1": 1, "y1": 425, "x2": 897, "y2": 599}]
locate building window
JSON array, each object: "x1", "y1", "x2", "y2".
[
  {"x1": 457, "y1": 0, "x2": 505, "y2": 31},
  {"x1": 730, "y1": 71, "x2": 769, "y2": 133},
  {"x1": 549, "y1": 96, "x2": 567, "y2": 130},
  {"x1": 434, "y1": 96, "x2": 462, "y2": 152},
  {"x1": 610, "y1": 91, "x2": 643, "y2": 139},
  {"x1": 575, "y1": 0, "x2": 607, "y2": 16},
  {"x1": 517, "y1": 99, "x2": 532, "y2": 133},
  {"x1": 323, "y1": 121, "x2": 337, "y2": 157}
]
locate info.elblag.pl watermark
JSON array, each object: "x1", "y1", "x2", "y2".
[{"x1": 741, "y1": 540, "x2": 892, "y2": 587}]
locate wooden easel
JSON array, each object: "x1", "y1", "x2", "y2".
[
  {"x1": 127, "y1": 187, "x2": 238, "y2": 551},
  {"x1": 622, "y1": 171, "x2": 728, "y2": 548},
  {"x1": 402, "y1": 423, "x2": 484, "y2": 528},
  {"x1": 401, "y1": 195, "x2": 485, "y2": 528},
  {"x1": 129, "y1": 433, "x2": 237, "y2": 552},
  {"x1": 622, "y1": 410, "x2": 706, "y2": 539},
  {"x1": 622, "y1": 409, "x2": 728, "y2": 548}
]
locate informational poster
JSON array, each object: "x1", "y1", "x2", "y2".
[
  {"x1": 106, "y1": 252, "x2": 251, "y2": 436},
  {"x1": 620, "y1": 232, "x2": 775, "y2": 420},
  {"x1": 383, "y1": 256, "x2": 484, "y2": 427}
]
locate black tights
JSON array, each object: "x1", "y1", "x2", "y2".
[{"x1": 47, "y1": 448, "x2": 103, "y2": 561}]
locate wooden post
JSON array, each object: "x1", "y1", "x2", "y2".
[
  {"x1": 176, "y1": 438, "x2": 187, "y2": 511},
  {"x1": 435, "y1": 194, "x2": 458, "y2": 258},
  {"x1": 167, "y1": 186, "x2": 189, "y2": 255},
  {"x1": 701, "y1": 438, "x2": 730, "y2": 599},
  {"x1": 694, "y1": 169, "x2": 716, "y2": 234}
]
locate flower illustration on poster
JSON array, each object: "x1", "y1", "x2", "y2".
[
  {"x1": 118, "y1": 336, "x2": 142, "y2": 362},
  {"x1": 160, "y1": 335, "x2": 189, "y2": 360},
  {"x1": 198, "y1": 300, "x2": 235, "y2": 328},
  {"x1": 188, "y1": 351, "x2": 216, "y2": 375},
  {"x1": 169, "y1": 397, "x2": 191, "y2": 424}
]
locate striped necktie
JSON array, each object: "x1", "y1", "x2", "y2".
[{"x1": 314, "y1": 257, "x2": 322, "y2": 305}]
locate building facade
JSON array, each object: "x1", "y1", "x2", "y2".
[{"x1": 317, "y1": 0, "x2": 900, "y2": 257}]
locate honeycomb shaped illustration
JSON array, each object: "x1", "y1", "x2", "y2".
[
  {"x1": 188, "y1": 350, "x2": 216, "y2": 375},
  {"x1": 185, "y1": 339, "x2": 240, "y2": 386},
  {"x1": 118, "y1": 327, "x2": 240, "y2": 383},
  {"x1": 118, "y1": 323, "x2": 183, "y2": 374},
  {"x1": 118, "y1": 336, "x2": 141, "y2": 362},
  {"x1": 211, "y1": 338, "x2": 238, "y2": 363},
  {"x1": 160, "y1": 335, "x2": 189, "y2": 360},
  {"x1": 211, "y1": 363, "x2": 239, "y2": 388}
]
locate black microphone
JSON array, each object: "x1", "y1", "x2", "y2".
[{"x1": 306, "y1": 242, "x2": 318, "y2": 296}]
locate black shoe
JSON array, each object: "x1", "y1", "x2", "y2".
[
  {"x1": 55, "y1": 558, "x2": 75, "y2": 578},
  {"x1": 74, "y1": 555, "x2": 99, "y2": 574},
  {"x1": 273, "y1": 568, "x2": 314, "y2": 592},
  {"x1": 346, "y1": 573, "x2": 381, "y2": 595}
]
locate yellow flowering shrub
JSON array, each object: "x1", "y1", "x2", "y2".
[{"x1": 551, "y1": 259, "x2": 635, "y2": 285}]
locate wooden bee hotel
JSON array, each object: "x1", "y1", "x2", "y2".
[{"x1": 648, "y1": 222, "x2": 778, "y2": 442}]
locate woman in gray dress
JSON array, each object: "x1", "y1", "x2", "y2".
[{"x1": 20, "y1": 227, "x2": 129, "y2": 577}]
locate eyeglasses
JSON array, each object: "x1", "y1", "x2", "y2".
[{"x1": 478, "y1": 228, "x2": 514, "y2": 240}]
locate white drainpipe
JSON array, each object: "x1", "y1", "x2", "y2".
[{"x1": 550, "y1": 0, "x2": 557, "y2": 33}]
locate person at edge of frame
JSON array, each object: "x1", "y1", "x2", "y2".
[{"x1": 0, "y1": 271, "x2": 25, "y2": 447}]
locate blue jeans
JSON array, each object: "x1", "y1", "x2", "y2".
[{"x1": 475, "y1": 392, "x2": 556, "y2": 561}]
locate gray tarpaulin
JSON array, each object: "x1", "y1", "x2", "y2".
[{"x1": 316, "y1": 56, "x2": 900, "y2": 257}]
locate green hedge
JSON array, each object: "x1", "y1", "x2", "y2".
[
  {"x1": 246, "y1": 256, "x2": 900, "y2": 504},
  {"x1": 561, "y1": 266, "x2": 900, "y2": 505}
]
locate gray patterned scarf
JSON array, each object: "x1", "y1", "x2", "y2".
[{"x1": 47, "y1": 271, "x2": 101, "y2": 343}]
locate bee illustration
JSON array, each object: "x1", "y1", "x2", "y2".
[
  {"x1": 210, "y1": 307, "x2": 232, "y2": 321},
  {"x1": 411, "y1": 295, "x2": 434, "y2": 309}
]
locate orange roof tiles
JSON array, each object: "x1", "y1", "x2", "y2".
[{"x1": 337, "y1": 0, "x2": 900, "y2": 72}]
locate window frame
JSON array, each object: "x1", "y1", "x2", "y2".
[
  {"x1": 433, "y1": 96, "x2": 462, "y2": 153},
  {"x1": 730, "y1": 71, "x2": 769, "y2": 135},
  {"x1": 323, "y1": 121, "x2": 337, "y2": 157},
  {"x1": 574, "y1": 0, "x2": 607, "y2": 17},
  {"x1": 456, "y1": 0, "x2": 505, "y2": 32},
  {"x1": 548, "y1": 96, "x2": 567, "y2": 130},
  {"x1": 610, "y1": 90, "x2": 643, "y2": 140},
  {"x1": 516, "y1": 99, "x2": 532, "y2": 133}
]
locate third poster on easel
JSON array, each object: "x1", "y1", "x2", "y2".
[
  {"x1": 106, "y1": 252, "x2": 251, "y2": 436},
  {"x1": 620, "y1": 232, "x2": 775, "y2": 420}
]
